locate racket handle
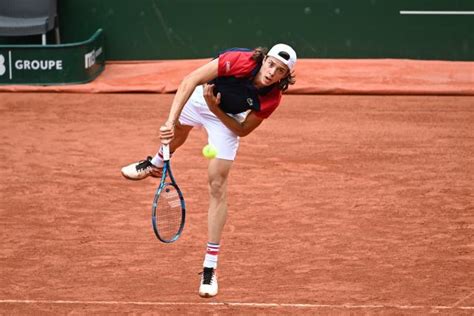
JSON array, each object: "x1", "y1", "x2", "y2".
[{"x1": 162, "y1": 144, "x2": 170, "y2": 161}]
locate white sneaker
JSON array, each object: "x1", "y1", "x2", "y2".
[
  {"x1": 121, "y1": 156, "x2": 162, "y2": 180},
  {"x1": 199, "y1": 267, "x2": 218, "y2": 298}
]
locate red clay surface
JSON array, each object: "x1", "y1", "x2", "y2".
[{"x1": 0, "y1": 93, "x2": 473, "y2": 315}]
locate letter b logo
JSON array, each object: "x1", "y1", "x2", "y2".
[{"x1": 0, "y1": 54, "x2": 6, "y2": 76}]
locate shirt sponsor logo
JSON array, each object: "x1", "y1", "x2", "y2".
[
  {"x1": 247, "y1": 98, "x2": 253, "y2": 106},
  {"x1": 224, "y1": 60, "x2": 231, "y2": 73}
]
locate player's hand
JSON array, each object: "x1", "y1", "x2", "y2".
[
  {"x1": 159, "y1": 120, "x2": 175, "y2": 145},
  {"x1": 203, "y1": 83, "x2": 221, "y2": 114}
]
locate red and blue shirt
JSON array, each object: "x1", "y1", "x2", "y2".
[{"x1": 212, "y1": 49, "x2": 282, "y2": 119}]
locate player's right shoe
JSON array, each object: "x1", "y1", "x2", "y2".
[
  {"x1": 121, "y1": 156, "x2": 162, "y2": 180},
  {"x1": 199, "y1": 267, "x2": 218, "y2": 298}
]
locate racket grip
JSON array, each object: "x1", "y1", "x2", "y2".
[{"x1": 162, "y1": 144, "x2": 170, "y2": 161}]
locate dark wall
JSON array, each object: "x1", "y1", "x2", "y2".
[{"x1": 2, "y1": 0, "x2": 474, "y2": 60}]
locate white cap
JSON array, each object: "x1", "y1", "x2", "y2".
[{"x1": 267, "y1": 43, "x2": 297, "y2": 71}]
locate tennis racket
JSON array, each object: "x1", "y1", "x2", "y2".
[{"x1": 151, "y1": 144, "x2": 186, "y2": 243}]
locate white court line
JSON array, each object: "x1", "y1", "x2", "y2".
[
  {"x1": 0, "y1": 299, "x2": 473, "y2": 310},
  {"x1": 400, "y1": 11, "x2": 474, "y2": 15},
  {"x1": 452, "y1": 291, "x2": 474, "y2": 308}
]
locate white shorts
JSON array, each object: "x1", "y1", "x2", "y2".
[{"x1": 179, "y1": 85, "x2": 247, "y2": 161}]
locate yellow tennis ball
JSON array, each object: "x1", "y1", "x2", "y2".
[{"x1": 202, "y1": 144, "x2": 218, "y2": 159}]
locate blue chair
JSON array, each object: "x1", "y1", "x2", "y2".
[{"x1": 0, "y1": 0, "x2": 60, "y2": 45}]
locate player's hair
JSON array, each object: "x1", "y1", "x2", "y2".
[{"x1": 252, "y1": 46, "x2": 296, "y2": 92}]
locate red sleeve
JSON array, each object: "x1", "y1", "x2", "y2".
[
  {"x1": 218, "y1": 51, "x2": 256, "y2": 78},
  {"x1": 255, "y1": 88, "x2": 282, "y2": 119}
]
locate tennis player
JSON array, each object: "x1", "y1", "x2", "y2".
[{"x1": 121, "y1": 43, "x2": 296, "y2": 297}]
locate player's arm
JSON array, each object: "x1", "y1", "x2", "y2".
[
  {"x1": 166, "y1": 59, "x2": 218, "y2": 125},
  {"x1": 160, "y1": 59, "x2": 218, "y2": 144},
  {"x1": 203, "y1": 83, "x2": 263, "y2": 137}
]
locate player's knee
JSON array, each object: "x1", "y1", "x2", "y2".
[{"x1": 208, "y1": 177, "x2": 226, "y2": 199}]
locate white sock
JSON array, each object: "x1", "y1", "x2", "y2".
[
  {"x1": 203, "y1": 242, "x2": 220, "y2": 269},
  {"x1": 150, "y1": 148, "x2": 166, "y2": 167}
]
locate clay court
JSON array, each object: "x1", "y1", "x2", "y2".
[{"x1": 0, "y1": 92, "x2": 472, "y2": 314}]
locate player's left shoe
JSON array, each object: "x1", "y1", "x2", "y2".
[
  {"x1": 199, "y1": 267, "x2": 218, "y2": 298},
  {"x1": 121, "y1": 156, "x2": 162, "y2": 180}
]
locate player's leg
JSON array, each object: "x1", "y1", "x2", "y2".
[
  {"x1": 199, "y1": 158, "x2": 233, "y2": 298},
  {"x1": 121, "y1": 86, "x2": 205, "y2": 180},
  {"x1": 198, "y1": 120, "x2": 241, "y2": 297},
  {"x1": 207, "y1": 158, "x2": 233, "y2": 244},
  {"x1": 150, "y1": 122, "x2": 193, "y2": 168},
  {"x1": 120, "y1": 123, "x2": 193, "y2": 180}
]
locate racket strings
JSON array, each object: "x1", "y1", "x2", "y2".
[{"x1": 156, "y1": 184, "x2": 183, "y2": 241}]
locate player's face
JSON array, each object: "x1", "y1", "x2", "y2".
[{"x1": 255, "y1": 56, "x2": 289, "y2": 87}]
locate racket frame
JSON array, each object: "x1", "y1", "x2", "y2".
[{"x1": 151, "y1": 144, "x2": 186, "y2": 243}]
